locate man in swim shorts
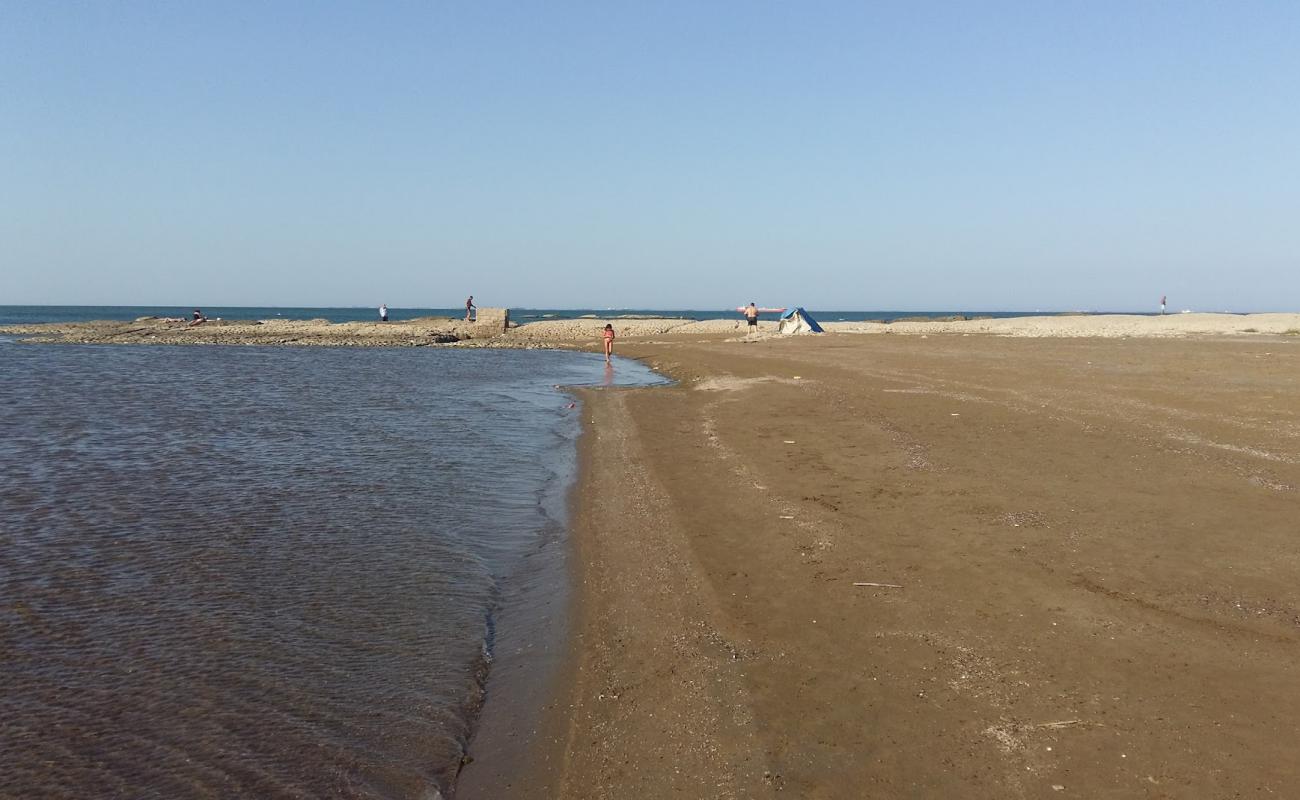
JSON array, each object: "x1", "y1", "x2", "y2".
[{"x1": 745, "y1": 302, "x2": 759, "y2": 330}]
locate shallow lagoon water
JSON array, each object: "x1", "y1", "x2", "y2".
[{"x1": 0, "y1": 343, "x2": 663, "y2": 799}]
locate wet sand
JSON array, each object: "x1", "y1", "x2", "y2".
[{"x1": 488, "y1": 330, "x2": 1299, "y2": 798}]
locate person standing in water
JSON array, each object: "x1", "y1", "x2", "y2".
[
  {"x1": 465, "y1": 296, "x2": 476, "y2": 322},
  {"x1": 379, "y1": 303, "x2": 389, "y2": 322},
  {"x1": 602, "y1": 323, "x2": 615, "y2": 363}
]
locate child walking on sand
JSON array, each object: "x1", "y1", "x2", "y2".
[{"x1": 602, "y1": 323, "x2": 615, "y2": 363}]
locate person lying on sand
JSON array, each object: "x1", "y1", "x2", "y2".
[{"x1": 187, "y1": 309, "x2": 206, "y2": 327}]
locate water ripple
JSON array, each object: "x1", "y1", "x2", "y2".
[{"x1": 0, "y1": 344, "x2": 662, "y2": 799}]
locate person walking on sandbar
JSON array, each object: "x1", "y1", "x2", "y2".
[
  {"x1": 602, "y1": 323, "x2": 616, "y2": 363},
  {"x1": 379, "y1": 303, "x2": 389, "y2": 322},
  {"x1": 465, "y1": 295, "x2": 476, "y2": 322}
]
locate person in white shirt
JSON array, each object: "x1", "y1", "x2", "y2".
[{"x1": 379, "y1": 304, "x2": 389, "y2": 322}]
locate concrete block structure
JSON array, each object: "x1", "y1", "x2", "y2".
[{"x1": 470, "y1": 307, "x2": 509, "y2": 336}]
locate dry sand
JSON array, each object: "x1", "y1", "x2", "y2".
[
  {"x1": 502, "y1": 312, "x2": 1300, "y2": 341},
  {"x1": 825, "y1": 312, "x2": 1300, "y2": 338},
  {"x1": 464, "y1": 328, "x2": 1300, "y2": 799}
]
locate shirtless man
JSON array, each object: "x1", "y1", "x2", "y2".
[
  {"x1": 744, "y1": 302, "x2": 759, "y2": 331},
  {"x1": 465, "y1": 296, "x2": 476, "y2": 322}
]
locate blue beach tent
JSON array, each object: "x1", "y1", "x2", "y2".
[{"x1": 777, "y1": 307, "x2": 825, "y2": 334}]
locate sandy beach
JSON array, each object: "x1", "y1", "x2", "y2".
[
  {"x1": 7, "y1": 314, "x2": 1300, "y2": 797},
  {"x1": 460, "y1": 321, "x2": 1299, "y2": 798}
]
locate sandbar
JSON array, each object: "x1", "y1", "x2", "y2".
[{"x1": 474, "y1": 327, "x2": 1300, "y2": 797}]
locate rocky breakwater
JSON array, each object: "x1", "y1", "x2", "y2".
[
  {"x1": 2, "y1": 310, "x2": 763, "y2": 349},
  {"x1": 0, "y1": 315, "x2": 482, "y2": 347}
]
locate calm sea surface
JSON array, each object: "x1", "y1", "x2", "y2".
[
  {"x1": 0, "y1": 342, "x2": 664, "y2": 799},
  {"x1": 0, "y1": 305, "x2": 1072, "y2": 327}
]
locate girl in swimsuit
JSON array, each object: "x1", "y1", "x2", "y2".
[{"x1": 602, "y1": 324, "x2": 615, "y2": 363}]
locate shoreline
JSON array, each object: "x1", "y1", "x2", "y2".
[
  {"x1": 489, "y1": 331, "x2": 1299, "y2": 797},
  {"x1": 452, "y1": 385, "x2": 585, "y2": 800},
  {"x1": 3, "y1": 312, "x2": 1299, "y2": 349},
  {"x1": 455, "y1": 362, "x2": 670, "y2": 800},
  {"x1": 477, "y1": 378, "x2": 767, "y2": 799},
  {"x1": 453, "y1": 510, "x2": 576, "y2": 799}
]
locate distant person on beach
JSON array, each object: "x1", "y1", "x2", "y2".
[
  {"x1": 188, "y1": 309, "x2": 205, "y2": 327},
  {"x1": 602, "y1": 323, "x2": 615, "y2": 363},
  {"x1": 465, "y1": 296, "x2": 476, "y2": 322},
  {"x1": 379, "y1": 304, "x2": 389, "y2": 322},
  {"x1": 745, "y1": 302, "x2": 759, "y2": 331},
  {"x1": 1160, "y1": 295, "x2": 1167, "y2": 315}
]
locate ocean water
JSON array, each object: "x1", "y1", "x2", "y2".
[
  {"x1": 0, "y1": 304, "x2": 1068, "y2": 327},
  {"x1": 0, "y1": 342, "x2": 664, "y2": 799}
]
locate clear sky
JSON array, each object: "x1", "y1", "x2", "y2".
[{"x1": 2, "y1": 1, "x2": 1297, "y2": 311}]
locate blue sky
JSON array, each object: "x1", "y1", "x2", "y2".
[{"x1": 2, "y1": 1, "x2": 1296, "y2": 311}]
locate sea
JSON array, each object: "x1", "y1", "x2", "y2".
[
  {"x1": 0, "y1": 305, "x2": 1065, "y2": 328},
  {"x1": 0, "y1": 338, "x2": 665, "y2": 799}
]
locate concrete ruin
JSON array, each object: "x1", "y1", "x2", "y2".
[{"x1": 470, "y1": 307, "x2": 510, "y2": 336}]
